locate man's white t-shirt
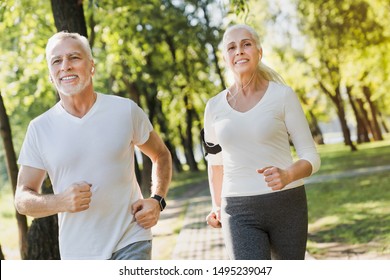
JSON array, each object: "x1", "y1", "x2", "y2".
[
  {"x1": 204, "y1": 81, "x2": 320, "y2": 197},
  {"x1": 18, "y1": 93, "x2": 153, "y2": 259}
]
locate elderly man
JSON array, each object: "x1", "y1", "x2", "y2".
[{"x1": 14, "y1": 31, "x2": 172, "y2": 260}]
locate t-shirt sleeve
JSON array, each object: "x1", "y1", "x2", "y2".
[
  {"x1": 130, "y1": 101, "x2": 153, "y2": 145},
  {"x1": 284, "y1": 88, "x2": 321, "y2": 174},
  {"x1": 204, "y1": 100, "x2": 223, "y2": 165},
  {"x1": 17, "y1": 122, "x2": 46, "y2": 170}
]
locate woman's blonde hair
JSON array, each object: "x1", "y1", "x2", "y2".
[{"x1": 222, "y1": 24, "x2": 285, "y2": 84}]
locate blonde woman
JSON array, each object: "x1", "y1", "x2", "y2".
[{"x1": 203, "y1": 24, "x2": 320, "y2": 259}]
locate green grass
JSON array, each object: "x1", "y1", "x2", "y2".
[
  {"x1": 306, "y1": 136, "x2": 390, "y2": 259},
  {"x1": 315, "y1": 138, "x2": 390, "y2": 175}
]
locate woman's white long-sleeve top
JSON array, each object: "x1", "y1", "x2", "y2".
[{"x1": 204, "y1": 81, "x2": 321, "y2": 197}]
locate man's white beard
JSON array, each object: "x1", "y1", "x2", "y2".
[{"x1": 57, "y1": 79, "x2": 90, "y2": 96}]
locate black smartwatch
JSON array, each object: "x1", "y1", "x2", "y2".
[{"x1": 151, "y1": 194, "x2": 166, "y2": 211}]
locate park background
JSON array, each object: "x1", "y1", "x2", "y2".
[{"x1": 0, "y1": 0, "x2": 389, "y2": 260}]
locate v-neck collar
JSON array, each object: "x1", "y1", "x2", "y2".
[
  {"x1": 55, "y1": 92, "x2": 101, "y2": 123},
  {"x1": 224, "y1": 81, "x2": 272, "y2": 115}
]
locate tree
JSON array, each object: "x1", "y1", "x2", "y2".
[
  {"x1": 0, "y1": 92, "x2": 28, "y2": 259},
  {"x1": 295, "y1": 0, "x2": 387, "y2": 149},
  {"x1": 0, "y1": 0, "x2": 56, "y2": 259}
]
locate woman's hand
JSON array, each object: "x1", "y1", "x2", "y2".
[
  {"x1": 257, "y1": 166, "x2": 291, "y2": 191},
  {"x1": 206, "y1": 208, "x2": 222, "y2": 228}
]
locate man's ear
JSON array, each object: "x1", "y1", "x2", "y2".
[{"x1": 91, "y1": 61, "x2": 95, "y2": 74}]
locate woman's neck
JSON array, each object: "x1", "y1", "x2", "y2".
[{"x1": 236, "y1": 71, "x2": 256, "y2": 90}]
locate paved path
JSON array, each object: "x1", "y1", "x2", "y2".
[
  {"x1": 152, "y1": 182, "x2": 228, "y2": 260},
  {"x1": 171, "y1": 187, "x2": 229, "y2": 260},
  {"x1": 305, "y1": 164, "x2": 390, "y2": 184}
]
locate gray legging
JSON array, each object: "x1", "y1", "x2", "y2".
[{"x1": 221, "y1": 186, "x2": 308, "y2": 260}]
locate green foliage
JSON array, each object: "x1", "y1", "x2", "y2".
[
  {"x1": 87, "y1": 0, "x2": 228, "y2": 146},
  {"x1": 295, "y1": 0, "x2": 390, "y2": 109},
  {"x1": 0, "y1": 0, "x2": 56, "y2": 150},
  {"x1": 0, "y1": 0, "x2": 230, "y2": 172},
  {"x1": 229, "y1": 0, "x2": 249, "y2": 15}
]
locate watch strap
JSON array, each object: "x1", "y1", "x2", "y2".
[{"x1": 151, "y1": 194, "x2": 166, "y2": 211}]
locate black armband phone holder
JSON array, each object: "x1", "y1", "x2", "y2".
[{"x1": 200, "y1": 128, "x2": 222, "y2": 156}]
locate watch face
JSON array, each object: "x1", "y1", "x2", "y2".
[{"x1": 160, "y1": 198, "x2": 166, "y2": 209}]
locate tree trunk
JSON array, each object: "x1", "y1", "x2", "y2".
[
  {"x1": 0, "y1": 243, "x2": 5, "y2": 260},
  {"x1": 378, "y1": 112, "x2": 389, "y2": 133},
  {"x1": 346, "y1": 86, "x2": 369, "y2": 143},
  {"x1": 356, "y1": 98, "x2": 372, "y2": 142},
  {"x1": 199, "y1": 2, "x2": 226, "y2": 91},
  {"x1": 308, "y1": 110, "x2": 325, "y2": 145},
  {"x1": 300, "y1": 95, "x2": 324, "y2": 145},
  {"x1": 363, "y1": 86, "x2": 383, "y2": 141},
  {"x1": 26, "y1": 215, "x2": 60, "y2": 259},
  {"x1": 319, "y1": 83, "x2": 357, "y2": 151},
  {"x1": 50, "y1": 0, "x2": 88, "y2": 36},
  {"x1": 155, "y1": 99, "x2": 183, "y2": 173},
  {"x1": 334, "y1": 88, "x2": 357, "y2": 151},
  {"x1": 184, "y1": 94, "x2": 198, "y2": 172},
  {"x1": 141, "y1": 153, "x2": 152, "y2": 197},
  {"x1": 134, "y1": 154, "x2": 142, "y2": 186},
  {"x1": 26, "y1": 178, "x2": 60, "y2": 260},
  {"x1": 0, "y1": 92, "x2": 29, "y2": 259},
  {"x1": 86, "y1": 1, "x2": 96, "y2": 48}
]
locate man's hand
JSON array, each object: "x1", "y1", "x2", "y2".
[
  {"x1": 59, "y1": 181, "x2": 92, "y2": 213},
  {"x1": 132, "y1": 198, "x2": 161, "y2": 229}
]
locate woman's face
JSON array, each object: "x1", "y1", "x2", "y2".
[{"x1": 223, "y1": 28, "x2": 262, "y2": 76}]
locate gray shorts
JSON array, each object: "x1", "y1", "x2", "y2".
[
  {"x1": 109, "y1": 240, "x2": 152, "y2": 260},
  {"x1": 221, "y1": 186, "x2": 308, "y2": 260}
]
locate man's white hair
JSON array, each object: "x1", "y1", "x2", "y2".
[{"x1": 45, "y1": 31, "x2": 93, "y2": 62}]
